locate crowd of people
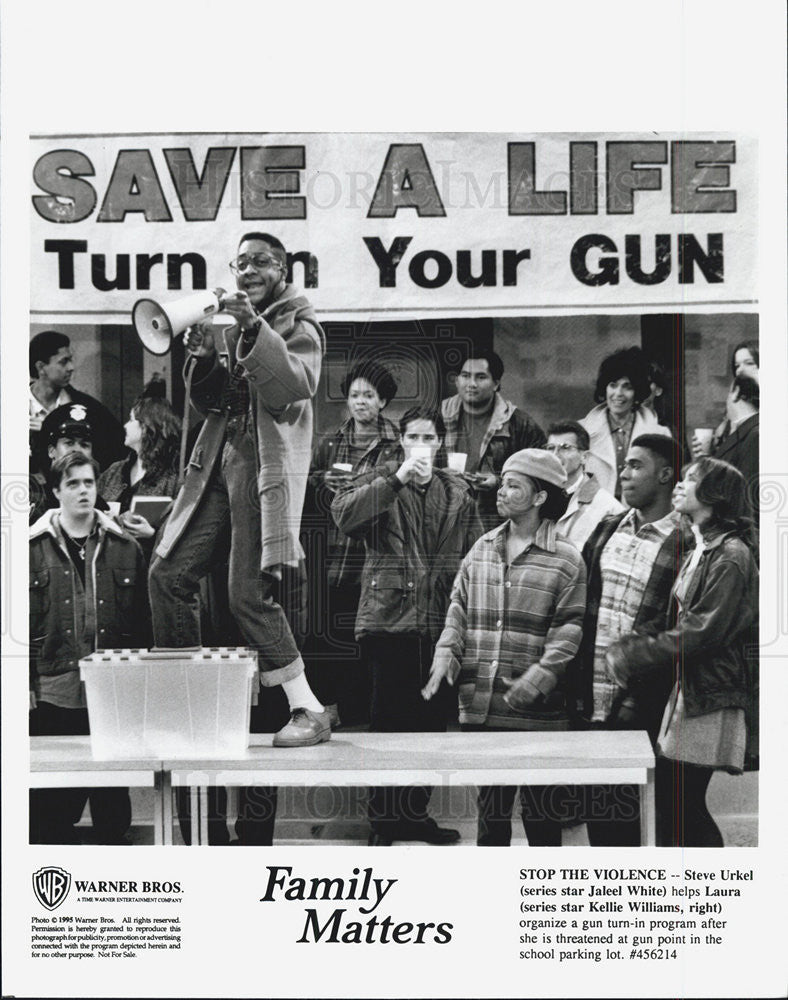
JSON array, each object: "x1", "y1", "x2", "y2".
[{"x1": 28, "y1": 231, "x2": 759, "y2": 848}]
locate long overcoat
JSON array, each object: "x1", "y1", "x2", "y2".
[{"x1": 155, "y1": 285, "x2": 324, "y2": 571}]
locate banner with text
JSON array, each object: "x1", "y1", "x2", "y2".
[{"x1": 30, "y1": 132, "x2": 757, "y2": 320}]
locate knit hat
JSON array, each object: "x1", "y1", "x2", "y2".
[{"x1": 502, "y1": 448, "x2": 567, "y2": 488}]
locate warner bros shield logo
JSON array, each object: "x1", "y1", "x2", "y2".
[{"x1": 33, "y1": 867, "x2": 72, "y2": 910}]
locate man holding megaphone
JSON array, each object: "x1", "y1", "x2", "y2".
[{"x1": 149, "y1": 232, "x2": 331, "y2": 756}]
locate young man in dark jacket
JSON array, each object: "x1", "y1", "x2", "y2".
[
  {"x1": 29, "y1": 453, "x2": 149, "y2": 843},
  {"x1": 332, "y1": 406, "x2": 483, "y2": 845}
]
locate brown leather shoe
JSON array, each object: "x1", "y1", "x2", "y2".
[{"x1": 272, "y1": 707, "x2": 331, "y2": 748}]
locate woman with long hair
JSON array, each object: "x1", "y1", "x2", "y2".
[
  {"x1": 580, "y1": 346, "x2": 669, "y2": 499},
  {"x1": 98, "y1": 377, "x2": 181, "y2": 544},
  {"x1": 606, "y1": 457, "x2": 757, "y2": 846}
]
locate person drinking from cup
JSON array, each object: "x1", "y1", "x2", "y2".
[{"x1": 332, "y1": 405, "x2": 483, "y2": 845}]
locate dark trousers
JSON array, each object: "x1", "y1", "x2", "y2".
[
  {"x1": 584, "y1": 683, "x2": 671, "y2": 847},
  {"x1": 656, "y1": 758, "x2": 723, "y2": 847},
  {"x1": 363, "y1": 634, "x2": 449, "y2": 834},
  {"x1": 477, "y1": 785, "x2": 564, "y2": 846},
  {"x1": 175, "y1": 689, "x2": 289, "y2": 845},
  {"x1": 30, "y1": 702, "x2": 131, "y2": 844},
  {"x1": 151, "y1": 430, "x2": 309, "y2": 844},
  {"x1": 175, "y1": 786, "x2": 279, "y2": 846},
  {"x1": 304, "y1": 583, "x2": 369, "y2": 726}
]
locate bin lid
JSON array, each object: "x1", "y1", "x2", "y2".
[{"x1": 81, "y1": 647, "x2": 258, "y2": 672}]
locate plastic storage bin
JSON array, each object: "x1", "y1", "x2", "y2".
[{"x1": 80, "y1": 647, "x2": 258, "y2": 759}]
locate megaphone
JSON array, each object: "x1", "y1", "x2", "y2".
[{"x1": 132, "y1": 287, "x2": 227, "y2": 355}]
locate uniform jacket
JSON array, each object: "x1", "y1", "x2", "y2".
[
  {"x1": 29, "y1": 509, "x2": 150, "y2": 706},
  {"x1": 331, "y1": 464, "x2": 483, "y2": 640},
  {"x1": 155, "y1": 285, "x2": 324, "y2": 570},
  {"x1": 305, "y1": 416, "x2": 400, "y2": 588},
  {"x1": 610, "y1": 530, "x2": 758, "y2": 718},
  {"x1": 579, "y1": 403, "x2": 670, "y2": 495},
  {"x1": 432, "y1": 520, "x2": 586, "y2": 728}
]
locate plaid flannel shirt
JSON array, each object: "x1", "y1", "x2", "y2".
[
  {"x1": 433, "y1": 519, "x2": 586, "y2": 728},
  {"x1": 440, "y1": 393, "x2": 546, "y2": 473},
  {"x1": 567, "y1": 509, "x2": 692, "y2": 722}
]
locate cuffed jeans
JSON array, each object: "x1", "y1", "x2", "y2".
[{"x1": 149, "y1": 423, "x2": 304, "y2": 683}]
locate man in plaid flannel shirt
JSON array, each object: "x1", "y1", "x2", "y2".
[{"x1": 569, "y1": 433, "x2": 691, "y2": 846}]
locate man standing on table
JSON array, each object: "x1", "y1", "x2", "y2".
[{"x1": 150, "y1": 232, "x2": 329, "y2": 750}]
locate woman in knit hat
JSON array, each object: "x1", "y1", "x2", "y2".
[{"x1": 424, "y1": 448, "x2": 587, "y2": 846}]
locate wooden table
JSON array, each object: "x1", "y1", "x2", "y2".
[
  {"x1": 29, "y1": 737, "x2": 172, "y2": 845},
  {"x1": 167, "y1": 729, "x2": 656, "y2": 847}
]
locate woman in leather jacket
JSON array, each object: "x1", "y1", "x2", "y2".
[{"x1": 606, "y1": 457, "x2": 757, "y2": 847}]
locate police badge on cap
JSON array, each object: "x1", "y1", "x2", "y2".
[{"x1": 44, "y1": 403, "x2": 95, "y2": 444}]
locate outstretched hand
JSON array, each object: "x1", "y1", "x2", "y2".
[
  {"x1": 219, "y1": 291, "x2": 258, "y2": 330},
  {"x1": 422, "y1": 659, "x2": 454, "y2": 701}
]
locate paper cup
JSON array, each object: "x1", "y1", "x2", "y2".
[
  {"x1": 447, "y1": 452, "x2": 468, "y2": 473},
  {"x1": 410, "y1": 446, "x2": 433, "y2": 464},
  {"x1": 694, "y1": 428, "x2": 714, "y2": 453}
]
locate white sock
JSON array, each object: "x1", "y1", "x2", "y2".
[{"x1": 282, "y1": 673, "x2": 324, "y2": 714}]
